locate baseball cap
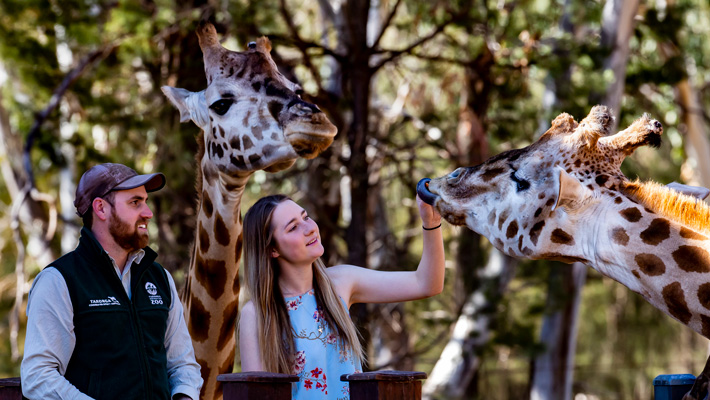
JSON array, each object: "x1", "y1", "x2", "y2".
[{"x1": 74, "y1": 163, "x2": 166, "y2": 216}]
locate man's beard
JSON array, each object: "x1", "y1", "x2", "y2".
[{"x1": 108, "y1": 209, "x2": 149, "y2": 251}]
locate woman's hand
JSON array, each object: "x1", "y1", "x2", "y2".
[{"x1": 417, "y1": 194, "x2": 441, "y2": 230}]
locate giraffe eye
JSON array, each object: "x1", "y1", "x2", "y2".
[
  {"x1": 448, "y1": 168, "x2": 463, "y2": 180},
  {"x1": 510, "y1": 171, "x2": 530, "y2": 192},
  {"x1": 210, "y1": 99, "x2": 234, "y2": 116}
]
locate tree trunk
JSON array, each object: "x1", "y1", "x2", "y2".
[
  {"x1": 340, "y1": 0, "x2": 375, "y2": 363},
  {"x1": 598, "y1": 0, "x2": 640, "y2": 130},
  {"x1": 530, "y1": 262, "x2": 587, "y2": 400},
  {"x1": 675, "y1": 80, "x2": 710, "y2": 189},
  {"x1": 423, "y1": 250, "x2": 516, "y2": 399}
]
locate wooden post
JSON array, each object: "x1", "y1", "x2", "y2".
[
  {"x1": 341, "y1": 371, "x2": 427, "y2": 400},
  {"x1": 0, "y1": 377, "x2": 24, "y2": 400},
  {"x1": 218, "y1": 372, "x2": 299, "y2": 400}
]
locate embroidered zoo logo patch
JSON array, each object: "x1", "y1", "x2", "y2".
[
  {"x1": 145, "y1": 282, "x2": 164, "y2": 305},
  {"x1": 89, "y1": 296, "x2": 121, "y2": 307}
]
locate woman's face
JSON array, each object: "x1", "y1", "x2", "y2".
[{"x1": 270, "y1": 200, "x2": 324, "y2": 266}]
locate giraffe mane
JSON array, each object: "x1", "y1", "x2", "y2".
[{"x1": 621, "y1": 179, "x2": 710, "y2": 234}]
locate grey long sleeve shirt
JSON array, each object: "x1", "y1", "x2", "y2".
[{"x1": 20, "y1": 250, "x2": 203, "y2": 400}]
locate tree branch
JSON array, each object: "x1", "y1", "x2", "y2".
[
  {"x1": 371, "y1": 20, "x2": 451, "y2": 71},
  {"x1": 371, "y1": 0, "x2": 403, "y2": 51},
  {"x1": 23, "y1": 43, "x2": 118, "y2": 186},
  {"x1": 278, "y1": 0, "x2": 331, "y2": 94}
]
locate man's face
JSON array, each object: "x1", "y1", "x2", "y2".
[{"x1": 107, "y1": 186, "x2": 153, "y2": 251}]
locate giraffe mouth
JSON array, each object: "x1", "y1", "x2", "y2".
[
  {"x1": 417, "y1": 178, "x2": 438, "y2": 205},
  {"x1": 285, "y1": 127, "x2": 337, "y2": 159}
]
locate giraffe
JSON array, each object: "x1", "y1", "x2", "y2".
[
  {"x1": 161, "y1": 23, "x2": 337, "y2": 399},
  {"x1": 417, "y1": 105, "x2": 710, "y2": 399}
]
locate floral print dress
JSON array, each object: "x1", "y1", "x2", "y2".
[{"x1": 286, "y1": 290, "x2": 362, "y2": 400}]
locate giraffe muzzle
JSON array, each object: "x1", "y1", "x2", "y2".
[{"x1": 417, "y1": 178, "x2": 438, "y2": 205}]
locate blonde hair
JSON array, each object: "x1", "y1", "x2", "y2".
[{"x1": 243, "y1": 195, "x2": 364, "y2": 373}]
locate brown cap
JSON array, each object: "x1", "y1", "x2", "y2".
[{"x1": 74, "y1": 163, "x2": 166, "y2": 216}]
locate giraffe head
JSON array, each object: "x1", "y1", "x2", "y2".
[
  {"x1": 162, "y1": 23, "x2": 336, "y2": 177},
  {"x1": 418, "y1": 105, "x2": 669, "y2": 263}
]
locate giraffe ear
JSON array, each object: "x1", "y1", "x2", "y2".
[
  {"x1": 666, "y1": 182, "x2": 710, "y2": 200},
  {"x1": 552, "y1": 166, "x2": 592, "y2": 211},
  {"x1": 161, "y1": 86, "x2": 209, "y2": 127}
]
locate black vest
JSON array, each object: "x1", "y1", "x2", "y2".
[{"x1": 51, "y1": 228, "x2": 172, "y2": 400}]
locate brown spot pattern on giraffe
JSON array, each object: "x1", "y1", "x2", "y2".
[
  {"x1": 632, "y1": 270, "x2": 641, "y2": 279},
  {"x1": 217, "y1": 299, "x2": 239, "y2": 351},
  {"x1": 673, "y1": 246, "x2": 710, "y2": 273},
  {"x1": 697, "y1": 283, "x2": 710, "y2": 311},
  {"x1": 529, "y1": 220, "x2": 546, "y2": 246},
  {"x1": 680, "y1": 227, "x2": 708, "y2": 241},
  {"x1": 497, "y1": 209, "x2": 510, "y2": 231},
  {"x1": 595, "y1": 174, "x2": 609, "y2": 186},
  {"x1": 634, "y1": 253, "x2": 666, "y2": 276},
  {"x1": 640, "y1": 218, "x2": 671, "y2": 245},
  {"x1": 196, "y1": 358, "x2": 210, "y2": 399},
  {"x1": 620, "y1": 207, "x2": 642, "y2": 222},
  {"x1": 230, "y1": 137, "x2": 241, "y2": 151},
  {"x1": 506, "y1": 220, "x2": 519, "y2": 239},
  {"x1": 202, "y1": 191, "x2": 214, "y2": 218},
  {"x1": 700, "y1": 315, "x2": 710, "y2": 338},
  {"x1": 550, "y1": 228, "x2": 574, "y2": 245},
  {"x1": 537, "y1": 252, "x2": 587, "y2": 264},
  {"x1": 611, "y1": 227, "x2": 629, "y2": 246},
  {"x1": 481, "y1": 167, "x2": 506, "y2": 182},
  {"x1": 195, "y1": 253, "x2": 227, "y2": 299},
  {"x1": 662, "y1": 282, "x2": 692, "y2": 324},
  {"x1": 199, "y1": 222, "x2": 210, "y2": 254},
  {"x1": 215, "y1": 213, "x2": 231, "y2": 246},
  {"x1": 487, "y1": 209, "x2": 496, "y2": 226},
  {"x1": 188, "y1": 294, "x2": 211, "y2": 342},
  {"x1": 242, "y1": 135, "x2": 254, "y2": 151},
  {"x1": 251, "y1": 125, "x2": 263, "y2": 140},
  {"x1": 248, "y1": 153, "x2": 261, "y2": 166}
]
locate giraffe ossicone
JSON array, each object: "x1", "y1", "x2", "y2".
[
  {"x1": 162, "y1": 23, "x2": 336, "y2": 400},
  {"x1": 418, "y1": 105, "x2": 710, "y2": 399}
]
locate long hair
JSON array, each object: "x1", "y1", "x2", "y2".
[{"x1": 242, "y1": 194, "x2": 364, "y2": 373}]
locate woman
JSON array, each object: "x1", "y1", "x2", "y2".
[{"x1": 239, "y1": 194, "x2": 445, "y2": 399}]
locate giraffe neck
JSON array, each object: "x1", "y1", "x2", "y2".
[
  {"x1": 186, "y1": 160, "x2": 249, "y2": 399},
  {"x1": 589, "y1": 195, "x2": 710, "y2": 338}
]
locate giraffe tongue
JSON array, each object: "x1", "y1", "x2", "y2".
[{"x1": 417, "y1": 178, "x2": 437, "y2": 205}]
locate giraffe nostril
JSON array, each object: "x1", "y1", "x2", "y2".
[{"x1": 653, "y1": 120, "x2": 662, "y2": 129}]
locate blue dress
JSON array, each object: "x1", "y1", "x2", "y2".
[{"x1": 285, "y1": 290, "x2": 362, "y2": 400}]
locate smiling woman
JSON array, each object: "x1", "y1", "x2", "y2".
[{"x1": 238, "y1": 193, "x2": 446, "y2": 400}]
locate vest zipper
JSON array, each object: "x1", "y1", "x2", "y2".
[{"x1": 130, "y1": 265, "x2": 155, "y2": 399}]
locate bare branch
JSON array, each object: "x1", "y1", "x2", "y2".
[
  {"x1": 371, "y1": 21, "x2": 450, "y2": 71},
  {"x1": 278, "y1": 0, "x2": 331, "y2": 94},
  {"x1": 23, "y1": 42, "x2": 119, "y2": 186},
  {"x1": 371, "y1": 0, "x2": 403, "y2": 51}
]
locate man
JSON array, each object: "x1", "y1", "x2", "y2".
[{"x1": 21, "y1": 163, "x2": 203, "y2": 400}]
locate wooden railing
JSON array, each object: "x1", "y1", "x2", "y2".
[
  {"x1": 0, "y1": 377, "x2": 24, "y2": 400},
  {"x1": 0, "y1": 371, "x2": 428, "y2": 400},
  {"x1": 3, "y1": 372, "x2": 699, "y2": 399},
  {"x1": 341, "y1": 370, "x2": 427, "y2": 400}
]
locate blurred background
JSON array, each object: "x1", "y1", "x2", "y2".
[{"x1": 1, "y1": 0, "x2": 710, "y2": 399}]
